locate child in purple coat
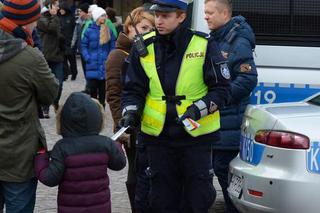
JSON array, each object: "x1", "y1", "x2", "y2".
[{"x1": 34, "y1": 92, "x2": 126, "y2": 213}]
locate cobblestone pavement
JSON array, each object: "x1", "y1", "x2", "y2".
[{"x1": 34, "y1": 59, "x2": 226, "y2": 213}]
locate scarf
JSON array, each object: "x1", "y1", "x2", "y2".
[{"x1": 0, "y1": 13, "x2": 34, "y2": 46}]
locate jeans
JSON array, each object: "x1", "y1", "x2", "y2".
[
  {"x1": 43, "y1": 62, "x2": 64, "y2": 112},
  {"x1": 212, "y1": 150, "x2": 240, "y2": 213},
  {"x1": 0, "y1": 178, "x2": 37, "y2": 213}
]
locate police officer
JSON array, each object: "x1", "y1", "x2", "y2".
[
  {"x1": 204, "y1": 0, "x2": 258, "y2": 212},
  {"x1": 120, "y1": 0, "x2": 231, "y2": 212}
]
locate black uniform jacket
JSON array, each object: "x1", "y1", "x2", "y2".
[{"x1": 122, "y1": 21, "x2": 231, "y2": 146}]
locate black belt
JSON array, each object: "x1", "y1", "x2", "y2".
[{"x1": 162, "y1": 95, "x2": 186, "y2": 105}]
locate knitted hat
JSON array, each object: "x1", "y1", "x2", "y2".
[
  {"x1": 91, "y1": 7, "x2": 105, "y2": 22},
  {"x1": 79, "y1": 2, "x2": 89, "y2": 13},
  {"x1": 1, "y1": 0, "x2": 41, "y2": 25},
  {"x1": 88, "y1": 4, "x2": 97, "y2": 13}
]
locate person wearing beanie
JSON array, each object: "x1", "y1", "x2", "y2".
[
  {"x1": 82, "y1": 4, "x2": 118, "y2": 40},
  {"x1": 0, "y1": 0, "x2": 41, "y2": 46},
  {"x1": 81, "y1": 6, "x2": 116, "y2": 107},
  {"x1": 37, "y1": 0, "x2": 65, "y2": 118},
  {"x1": 119, "y1": 0, "x2": 231, "y2": 212},
  {"x1": 79, "y1": 2, "x2": 89, "y2": 13},
  {"x1": 91, "y1": 6, "x2": 105, "y2": 22},
  {"x1": 0, "y1": 0, "x2": 59, "y2": 212}
]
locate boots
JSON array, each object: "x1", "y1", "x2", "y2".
[{"x1": 126, "y1": 182, "x2": 136, "y2": 213}]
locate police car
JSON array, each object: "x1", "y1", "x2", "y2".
[
  {"x1": 227, "y1": 93, "x2": 320, "y2": 213},
  {"x1": 192, "y1": 0, "x2": 320, "y2": 104}
]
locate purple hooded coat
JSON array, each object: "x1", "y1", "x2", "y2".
[{"x1": 34, "y1": 92, "x2": 126, "y2": 213}]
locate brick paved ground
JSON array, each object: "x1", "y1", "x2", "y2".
[{"x1": 34, "y1": 59, "x2": 226, "y2": 213}]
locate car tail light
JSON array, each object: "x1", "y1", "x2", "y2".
[
  {"x1": 248, "y1": 189, "x2": 263, "y2": 197},
  {"x1": 255, "y1": 130, "x2": 309, "y2": 149}
]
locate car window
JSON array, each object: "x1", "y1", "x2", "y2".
[{"x1": 308, "y1": 95, "x2": 320, "y2": 106}]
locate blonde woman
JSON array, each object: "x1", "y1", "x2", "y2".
[
  {"x1": 81, "y1": 7, "x2": 115, "y2": 107},
  {"x1": 105, "y1": 6, "x2": 154, "y2": 213}
]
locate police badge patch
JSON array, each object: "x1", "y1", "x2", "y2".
[
  {"x1": 220, "y1": 63, "x2": 230, "y2": 79},
  {"x1": 209, "y1": 101, "x2": 218, "y2": 113}
]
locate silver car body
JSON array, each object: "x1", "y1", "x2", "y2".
[{"x1": 228, "y1": 94, "x2": 320, "y2": 213}]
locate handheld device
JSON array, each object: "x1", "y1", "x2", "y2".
[
  {"x1": 129, "y1": 13, "x2": 148, "y2": 57},
  {"x1": 111, "y1": 126, "x2": 129, "y2": 140}
]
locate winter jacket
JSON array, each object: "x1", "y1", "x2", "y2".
[
  {"x1": 58, "y1": 2, "x2": 75, "y2": 55},
  {"x1": 34, "y1": 92, "x2": 126, "y2": 213},
  {"x1": 81, "y1": 22, "x2": 116, "y2": 80},
  {"x1": 210, "y1": 15, "x2": 258, "y2": 150},
  {"x1": 37, "y1": 11, "x2": 65, "y2": 62},
  {"x1": 0, "y1": 29, "x2": 59, "y2": 182},
  {"x1": 105, "y1": 32, "x2": 132, "y2": 129},
  {"x1": 122, "y1": 21, "x2": 231, "y2": 146},
  {"x1": 82, "y1": 18, "x2": 118, "y2": 40}
]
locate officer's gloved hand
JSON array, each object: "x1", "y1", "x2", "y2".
[
  {"x1": 177, "y1": 104, "x2": 201, "y2": 124},
  {"x1": 119, "y1": 110, "x2": 140, "y2": 131}
]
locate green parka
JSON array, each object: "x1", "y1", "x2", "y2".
[{"x1": 0, "y1": 29, "x2": 59, "y2": 182}]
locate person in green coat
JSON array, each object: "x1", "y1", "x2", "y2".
[{"x1": 0, "y1": 0, "x2": 59, "y2": 212}]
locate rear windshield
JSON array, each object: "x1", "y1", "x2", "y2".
[{"x1": 308, "y1": 95, "x2": 320, "y2": 106}]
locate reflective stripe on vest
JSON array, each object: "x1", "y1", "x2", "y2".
[{"x1": 140, "y1": 31, "x2": 220, "y2": 137}]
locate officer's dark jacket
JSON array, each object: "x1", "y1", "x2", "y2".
[
  {"x1": 122, "y1": 21, "x2": 231, "y2": 146},
  {"x1": 211, "y1": 15, "x2": 258, "y2": 150}
]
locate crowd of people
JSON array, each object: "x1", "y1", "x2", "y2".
[{"x1": 0, "y1": 0, "x2": 257, "y2": 213}]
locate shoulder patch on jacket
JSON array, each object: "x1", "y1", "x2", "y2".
[
  {"x1": 240, "y1": 63, "x2": 252, "y2": 72},
  {"x1": 221, "y1": 51, "x2": 229, "y2": 59},
  {"x1": 220, "y1": 63, "x2": 231, "y2": 79}
]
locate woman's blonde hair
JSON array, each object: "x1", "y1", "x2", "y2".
[
  {"x1": 123, "y1": 7, "x2": 155, "y2": 35},
  {"x1": 99, "y1": 23, "x2": 111, "y2": 45},
  {"x1": 56, "y1": 98, "x2": 106, "y2": 135}
]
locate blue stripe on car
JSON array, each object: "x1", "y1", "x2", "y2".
[
  {"x1": 307, "y1": 141, "x2": 320, "y2": 174},
  {"x1": 240, "y1": 133, "x2": 265, "y2": 165},
  {"x1": 250, "y1": 83, "x2": 320, "y2": 104}
]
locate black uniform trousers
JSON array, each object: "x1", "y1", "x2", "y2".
[{"x1": 146, "y1": 143, "x2": 216, "y2": 213}]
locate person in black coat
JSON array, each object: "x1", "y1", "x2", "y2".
[{"x1": 59, "y1": 1, "x2": 78, "y2": 80}]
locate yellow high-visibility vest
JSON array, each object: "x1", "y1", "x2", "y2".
[{"x1": 140, "y1": 31, "x2": 220, "y2": 137}]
